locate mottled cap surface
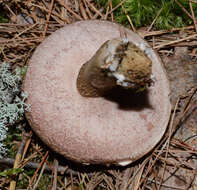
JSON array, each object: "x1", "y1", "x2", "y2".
[{"x1": 23, "y1": 20, "x2": 171, "y2": 165}]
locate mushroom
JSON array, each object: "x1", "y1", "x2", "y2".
[{"x1": 23, "y1": 20, "x2": 171, "y2": 166}]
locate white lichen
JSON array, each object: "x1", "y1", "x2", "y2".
[
  {"x1": 137, "y1": 42, "x2": 152, "y2": 59},
  {"x1": 113, "y1": 72, "x2": 125, "y2": 82},
  {"x1": 108, "y1": 60, "x2": 119, "y2": 72},
  {"x1": 144, "y1": 47, "x2": 152, "y2": 59},
  {"x1": 0, "y1": 62, "x2": 29, "y2": 158},
  {"x1": 121, "y1": 36, "x2": 129, "y2": 44},
  {"x1": 105, "y1": 58, "x2": 133, "y2": 88},
  {"x1": 112, "y1": 72, "x2": 133, "y2": 88},
  {"x1": 138, "y1": 42, "x2": 146, "y2": 51}
]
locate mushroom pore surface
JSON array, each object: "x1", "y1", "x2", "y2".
[{"x1": 23, "y1": 20, "x2": 171, "y2": 166}]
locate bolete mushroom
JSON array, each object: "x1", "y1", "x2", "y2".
[{"x1": 23, "y1": 20, "x2": 171, "y2": 166}]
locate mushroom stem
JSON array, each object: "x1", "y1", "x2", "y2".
[{"x1": 77, "y1": 38, "x2": 153, "y2": 97}]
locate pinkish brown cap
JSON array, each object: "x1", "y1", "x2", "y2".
[{"x1": 23, "y1": 20, "x2": 171, "y2": 166}]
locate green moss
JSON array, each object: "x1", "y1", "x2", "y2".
[
  {"x1": 17, "y1": 172, "x2": 52, "y2": 190},
  {"x1": 37, "y1": 174, "x2": 52, "y2": 190},
  {"x1": 4, "y1": 127, "x2": 23, "y2": 158},
  {"x1": 0, "y1": 15, "x2": 8, "y2": 23},
  {"x1": 0, "y1": 168, "x2": 24, "y2": 177},
  {"x1": 96, "y1": 0, "x2": 196, "y2": 29},
  {"x1": 0, "y1": 5, "x2": 9, "y2": 23}
]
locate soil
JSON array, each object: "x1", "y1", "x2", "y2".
[{"x1": 159, "y1": 47, "x2": 197, "y2": 189}]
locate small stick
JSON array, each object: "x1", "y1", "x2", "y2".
[
  {"x1": 189, "y1": 0, "x2": 197, "y2": 32},
  {"x1": 104, "y1": 4, "x2": 110, "y2": 20},
  {"x1": 15, "y1": 2, "x2": 38, "y2": 23},
  {"x1": 119, "y1": 168, "x2": 133, "y2": 190},
  {"x1": 147, "y1": 7, "x2": 163, "y2": 32},
  {"x1": 85, "y1": 0, "x2": 104, "y2": 18},
  {"x1": 13, "y1": 23, "x2": 38, "y2": 40},
  {"x1": 139, "y1": 98, "x2": 185, "y2": 187},
  {"x1": 49, "y1": 13, "x2": 64, "y2": 25},
  {"x1": 182, "y1": 87, "x2": 197, "y2": 114},
  {"x1": 190, "y1": 0, "x2": 197, "y2": 3},
  {"x1": 79, "y1": 0, "x2": 88, "y2": 20},
  {"x1": 74, "y1": 0, "x2": 80, "y2": 12},
  {"x1": 51, "y1": 159, "x2": 58, "y2": 190},
  {"x1": 56, "y1": 0, "x2": 83, "y2": 20},
  {"x1": 109, "y1": 1, "x2": 114, "y2": 22},
  {"x1": 26, "y1": 0, "x2": 33, "y2": 3},
  {"x1": 185, "y1": 166, "x2": 197, "y2": 189},
  {"x1": 57, "y1": 176, "x2": 68, "y2": 189},
  {"x1": 92, "y1": 8, "x2": 104, "y2": 19},
  {"x1": 139, "y1": 141, "x2": 169, "y2": 186},
  {"x1": 121, "y1": 5, "x2": 136, "y2": 32},
  {"x1": 5, "y1": 4, "x2": 17, "y2": 18},
  {"x1": 159, "y1": 41, "x2": 197, "y2": 47},
  {"x1": 103, "y1": 175, "x2": 114, "y2": 189},
  {"x1": 0, "y1": 158, "x2": 83, "y2": 175},
  {"x1": 128, "y1": 157, "x2": 150, "y2": 188},
  {"x1": 27, "y1": 151, "x2": 49, "y2": 190},
  {"x1": 133, "y1": 160, "x2": 147, "y2": 190},
  {"x1": 154, "y1": 33, "x2": 197, "y2": 49},
  {"x1": 158, "y1": 98, "x2": 180, "y2": 189},
  {"x1": 0, "y1": 37, "x2": 42, "y2": 44},
  {"x1": 145, "y1": 177, "x2": 186, "y2": 189},
  {"x1": 171, "y1": 139, "x2": 197, "y2": 153},
  {"x1": 70, "y1": 169, "x2": 74, "y2": 189},
  {"x1": 126, "y1": 15, "x2": 136, "y2": 32},
  {"x1": 32, "y1": 162, "x2": 46, "y2": 190},
  {"x1": 43, "y1": 0, "x2": 54, "y2": 38},
  {"x1": 22, "y1": 131, "x2": 32, "y2": 161},
  {"x1": 175, "y1": 0, "x2": 193, "y2": 19},
  {"x1": 82, "y1": 0, "x2": 93, "y2": 19},
  {"x1": 106, "y1": 0, "x2": 126, "y2": 18},
  {"x1": 152, "y1": 36, "x2": 156, "y2": 48},
  {"x1": 138, "y1": 25, "x2": 195, "y2": 38},
  {"x1": 0, "y1": 47, "x2": 9, "y2": 62},
  {"x1": 9, "y1": 134, "x2": 29, "y2": 190},
  {"x1": 141, "y1": 157, "x2": 154, "y2": 189},
  {"x1": 30, "y1": 3, "x2": 70, "y2": 23}
]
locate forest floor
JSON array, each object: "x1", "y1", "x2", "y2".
[{"x1": 0, "y1": 1, "x2": 197, "y2": 189}]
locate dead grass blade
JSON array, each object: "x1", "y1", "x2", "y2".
[
  {"x1": 27, "y1": 151, "x2": 49, "y2": 190},
  {"x1": 9, "y1": 133, "x2": 30, "y2": 190},
  {"x1": 154, "y1": 33, "x2": 197, "y2": 49},
  {"x1": 189, "y1": 0, "x2": 197, "y2": 32}
]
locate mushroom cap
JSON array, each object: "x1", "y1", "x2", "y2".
[{"x1": 23, "y1": 20, "x2": 171, "y2": 166}]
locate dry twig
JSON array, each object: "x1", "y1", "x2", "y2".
[
  {"x1": 147, "y1": 7, "x2": 163, "y2": 32},
  {"x1": 56, "y1": 0, "x2": 83, "y2": 20},
  {"x1": 51, "y1": 159, "x2": 58, "y2": 190},
  {"x1": 189, "y1": 0, "x2": 197, "y2": 32},
  {"x1": 85, "y1": 0, "x2": 104, "y2": 18},
  {"x1": 175, "y1": 0, "x2": 193, "y2": 19},
  {"x1": 9, "y1": 133, "x2": 31, "y2": 190},
  {"x1": 43, "y1": 0, "x2": 55, "y2": 38},
  {"x1": 27, "y1": 151, "x2": 49, "y2": 190},
  {"x1": 154, "y1": 33, "x2": 197, "y2": 49}
]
